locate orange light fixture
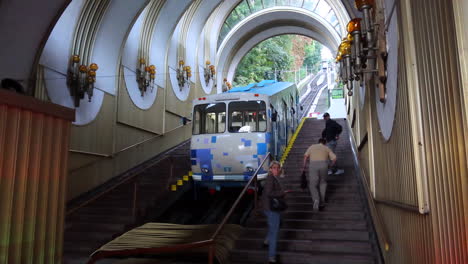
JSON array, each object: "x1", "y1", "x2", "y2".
[
  {"x1": 79, "y1": 65, "x2": 88, "y2": 73},
  {"x1": 335, "y1": 54, "x2": 342, "y2": 62},
  {"x1": 347, "y1": 18, "x2": 362, "y2": 33},
  {"x1": 355, "y1": 0, "x2": 374, "y2": 11},
  {"x1": 339, "y1": 41, "x2": 352, "y2": 55},
  {"x1": 72, "y1": 55, "x2": 80, "y2": 63},
  {"x1": 89, "y1": 63, "x2": 99, "y2": 71}
]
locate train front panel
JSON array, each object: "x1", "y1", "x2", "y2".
[{"x1": 190, "y1": 132, "x2": 270, "y2": 187}]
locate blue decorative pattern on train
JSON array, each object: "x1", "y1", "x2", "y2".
[
  {"x1": 241, "y1": 138, "x2": 252, "y2": 147},
  {"x1": 243, "y1": 170, "x2": 254, "y2": 180},
  {"x1": 191, "y1": 148, "x2": 214, "y2": 180},
  {"x1": 257, "y1": 143, "x2": 267, "y2": 155}
]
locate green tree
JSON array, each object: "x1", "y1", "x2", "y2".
[
  {"x1": 234, "y1": 35, "x2": 293, "y2": 86},
  {"x1": 302, "y1": 41, "x2": 323, "y2": 73}
]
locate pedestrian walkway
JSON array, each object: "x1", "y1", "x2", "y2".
[{"x1": 230, "y1": 118, "x2": 382, "y2": 264}]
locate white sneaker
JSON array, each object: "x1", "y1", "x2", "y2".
[
  {"x1": 313, "y1": 200, "x2": 320, "y2": 212},
  {"x1": 334, "y1": 169, "x2": 344, "y2": 175}
]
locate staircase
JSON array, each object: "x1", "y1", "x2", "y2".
[
  {"x1": 230, "y1": 118, "x2": 382, "y2": 264},
  {"x1": 63, "y1": 141, "x2": 191, "y2": 264}
]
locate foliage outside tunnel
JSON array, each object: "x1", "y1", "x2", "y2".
[{"x1": 234, "y1": 35, "x2": 322, "y2": 86}]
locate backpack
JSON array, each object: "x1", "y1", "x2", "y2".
[
  {"x1": 336, "y1": 123, "x2": 342, "y2": 134},
  {"x1": 333, "y1": 120, "x2": 342, "y2": 135}
]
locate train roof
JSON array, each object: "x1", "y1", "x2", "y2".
[{"x1": 226, "y1": 80, "x2": 295, "y2": 96}]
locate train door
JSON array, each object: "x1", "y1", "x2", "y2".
[
  {"x1": 270, "y1": 104, "x2": 278, "y2": 160},
  {"x1": 290, "y1": 95, "x2": 295, "y2": 133},
  {"x1": 282, "y1": 100, "x2": 288, "y2": 146}
]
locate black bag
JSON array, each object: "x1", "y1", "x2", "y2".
[
  {"x1": 270, "y1": 197, "x2": 288, "y2": 211},
  {"x1": 300, "y1": 170, "x2": 308, "y2": 189},
  {"x1": 269, "y1": 176, "x2": 288, "y2": 211}
]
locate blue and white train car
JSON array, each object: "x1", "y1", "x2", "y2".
[{"x1": 190, "y1": 80, "x2": 300, "y2": 190}]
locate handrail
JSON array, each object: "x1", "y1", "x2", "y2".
[
  {"x1": 347, "y1": 124, "x2": 391, "y2": 253},
  {"x1": 69, "y1": 121, "x2": 192, "y2": 162},
  {"x1": 66, "y1": 154, "x2": 179, "y2": 216},
  {"x1": 374, "y1": 198, "x2": 420, "y2": 213},
  {"x1": 210, "y1": 152, "x2": 271, "y2": 240}
]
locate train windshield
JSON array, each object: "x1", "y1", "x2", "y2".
[
  {"x1": 228, "y1": 101, "x2": 267, "y2": 133},
  {"x1": 193, "y1": 103, "x2": 226, "y2": 135}
]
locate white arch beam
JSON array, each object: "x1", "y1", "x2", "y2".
[
  {"x1": 40, "y1": 0, "x2": 148, "y2": 124},
  {"x1": 226, "y1": 26, "x2": 335, "y2": 82},
  {"x1": 216, "y1": 7, "x2": 341, "y2": 92}
]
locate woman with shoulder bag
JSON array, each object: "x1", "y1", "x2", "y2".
[{"x1": 262, "y1": 161, "x2": 290, "y2": 264}]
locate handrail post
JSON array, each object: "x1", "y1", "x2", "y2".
[
  {"x1": 208, "y1": 243, "x2": 215, "y2": 264},
  {"x1": 132, "y1": 180, "x2": 138, "y2": 221},
  {"x1": 170, "y1": 157, "x2": 174, "y2": 184},
  {"x1": 254, "y1": 176, "x2": 258, "y2": 210}
]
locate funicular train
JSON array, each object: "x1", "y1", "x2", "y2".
[{"x1": 190, "y1": 80, "x2": 300, "y2": 192}]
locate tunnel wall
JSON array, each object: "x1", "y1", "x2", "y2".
[
  {"x1": 54, "y1": 1, "x2": 218, "y2": 201},
  {"x1": 346, "y1": 0, "x2": 468, "y2": 263}
]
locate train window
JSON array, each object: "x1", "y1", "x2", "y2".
[
  {"x1": 193, "y1": 103, "x2": 226, "y2": 135},
  {"x1": 228, "y1": 101, "x2": 266, "y2": 132}
]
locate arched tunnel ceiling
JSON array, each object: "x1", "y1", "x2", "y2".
[
  {"x1": 214, "y1": 7, "x2": 343, "y2": 90},
  {"x1": 0, "y1": 0, "x2": 353, "y2": 114}
]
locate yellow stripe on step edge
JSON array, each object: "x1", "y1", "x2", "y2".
[
  {"x1": 177, "y1": 180, "x2": 183, "y2": 186},
  {"x1": 183, "y1": 175, "x2": 189, "y2": 181},
  {"x1": 171, "y1": 185, "x2": 177, "y2": 191},
  {"x1": 188, "y1": 171, "x2": 193, "y2": 176},
  {"x1": 279, "y1": 117, "x2": 307, "y2": 164}
]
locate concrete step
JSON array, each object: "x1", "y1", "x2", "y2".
[
  {"x1": 230, "y1": 249, "x2": 376, "y2": 264},
  {"x1": 235, "y1": 238, "x2": 374, "y2": 254},
  {"x1": 246, "y1": 219, "x2": 369, "y2": 231},
  {"x1": 241, "y1": 228, "x2": 371, "y2": 241}
]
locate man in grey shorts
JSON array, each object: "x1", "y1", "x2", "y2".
[
  {"x1": 303, "y1": 138, "x2": 337, "y2": 211},
  {"x1": 321, "y1": 112, "x2": 342, "y2": 174}
]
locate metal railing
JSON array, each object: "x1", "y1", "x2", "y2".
[
  {"x1": 66, "y1": 122, "x2": 191, "y2": 216},
  {"x1": 67, "y1": 154, "x2": 188, "y2": 219},
  {"x1": 69, "y1": 121, "x2": 192, "y2": 172},
  {"x1": 87, "y1": 152, "x2": 272, "y2": 264}
]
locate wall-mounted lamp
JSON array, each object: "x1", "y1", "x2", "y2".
[
  {"x1": 222, "y1": 78, "x2": 232, "y2": 92},
  {"x1": 177, "y1": 60, "x2": 191, "y2": 91},
  {"x1": 136, "y1": 58, "x2": 156, "y2": 96},
  {"x1": 338, "y1": 40, "x2": 354, "y2": 96},
  {"x1": 204, "y1": 60, "x2": 216, "y2": 86},
  {"x1": 67, "y1": 55, "x2": 98, "y2": 107},
  {"x1": 347, "y1": 18, "x2": 364, "y2": 78},
  {"x1": 335, "y1": 0, "x2": 387, "y2": 102},
  {"x1": 355, "y1": 0, "x2": 375, "y2": 46}
]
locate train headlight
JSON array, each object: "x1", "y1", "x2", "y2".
[
  {"x1": 201, "y1": 168, "x2": 209, "y2": 173},
  {"x1": 246, "y1": 167, "x2": 255, "y2": 173}
]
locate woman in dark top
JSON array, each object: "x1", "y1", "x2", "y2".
[{"x1": 262, "y1": 161, "x2": 286, "y2": 264}]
